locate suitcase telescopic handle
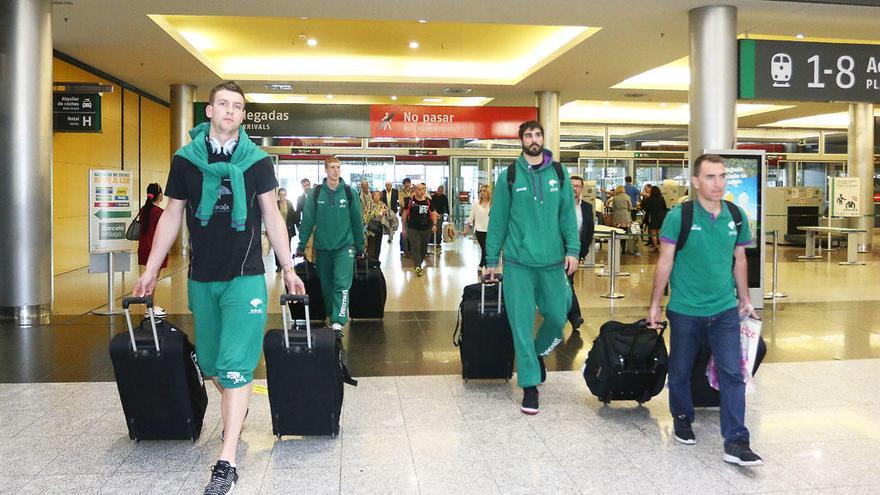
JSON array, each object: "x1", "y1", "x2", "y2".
[
  {"x1": 280, "y1": 294, "x2": 312, "y2": 350},
  {"x1": 480, "y1": 275, "x2": 503, "y2": 316},
  {"x1": 120, "y1": 296, "x2": 160, "y2": 353}
]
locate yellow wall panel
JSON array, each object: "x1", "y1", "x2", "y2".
[{"x1": 52, "y1": 58, "x2": 170, "y2": 277}]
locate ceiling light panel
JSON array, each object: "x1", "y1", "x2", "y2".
[
  {"x1": 245, "y1": 93, "x2": 493, "y2": 106},
  {"x1": 150, "y1": 15, "x2": 600, "y2": 85},
  {"x1": 560, "y1": 100, "x2": 792, "y2": 125}
]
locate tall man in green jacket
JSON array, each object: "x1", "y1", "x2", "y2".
[
  {"x1": 297, "y1": 156, "x2": 365, "y2": 335},
  {"x1": 486, "y1": 120, "x2": 580, "y2": 415}
]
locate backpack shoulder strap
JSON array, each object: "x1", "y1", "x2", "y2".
[
  {"x1": 675, "y1": 200, "x2": 694, "y2": 258},
  {"x1": 506, "y1": 163, "x2": 517, "y2": 195},
  {"x1": 552, "y1": 161, "x2": 564, "y2": 182},
  {"x1": 312, "y1": 184, "x2": 322, "y2": 207},
  {"x1": 344, "y1": 185, "x2": 353, "y2": 203}
]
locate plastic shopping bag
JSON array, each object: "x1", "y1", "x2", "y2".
[{"x1": 705, "y1": 313, "x2": 762, "y2": 393}]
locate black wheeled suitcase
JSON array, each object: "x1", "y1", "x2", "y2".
[
  {"x1": 264, "y1": 294, "x2": 357, "y2": 439},
  {"x1": 691, "y1": 336, "x2": 767, "y2": 407},
  {"x1": 453, "y1": 275, "x2": 514, "y2": 381},
  {"x1": 109, "y1": 296, "x2": 208, "y2": 442},
  {"x1": 349, "y1": 258, "x2": 387, "y2": 319},
  {"x1": 290, "y1": 259, "x2": 325, "y2": 321},
  {"x1": 584, "y1": 320, "x2": 669, "y2": 404}
]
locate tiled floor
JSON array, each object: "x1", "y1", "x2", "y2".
[
  {"x1": 2, "y1": 361, "x2": 880, "y2": 494},
  {"x1": 3, "y1": 233, "x2": 880, "y2": 493}
]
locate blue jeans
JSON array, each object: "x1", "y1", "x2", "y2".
[{"x1": 667, "y1": 306, "x2": 749, "y2": 447}]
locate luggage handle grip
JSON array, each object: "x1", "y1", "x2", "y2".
[
  {"x1": 122, "y1": 296, "x2": 153, "y2": 309},
  {"x1": 626, "y1": 320, "x2": 667, "y2": 357},
  {"x1": 480, "y1": 279, "x2": 503, "y2": 316},
  {"x1": 281, "y1": 293, "x2": 312, "y2": 350},
  {"x1": 122, "y1": 296, "x2": 160, "y2": 353}
]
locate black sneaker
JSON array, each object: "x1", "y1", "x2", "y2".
[
  {"x1": 538, "y1": 356, "x2": 547, "y2": 384},
  {"x1": 220, "y1": 408, "x2": 248, "y2": 442},
  {"x1": 673, "y1": 415, "x2": 696, "y2": 445},
  {"x1": 521, "y1": 386, "x2": 539, "y2": 415},
  {"x1": 204, "y1": 460, "x2": 238, "y2": 495},
  {"x1": 724, "y1": 439, "x2": 764, "y2": 467}
]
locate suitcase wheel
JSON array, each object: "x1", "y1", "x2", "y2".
[
  {"x1": 331, "y1": 431, "x2": 337, "y2": 439},
  {"x1": 276, "y1": 434, "x2": 282, "y2": 441}
]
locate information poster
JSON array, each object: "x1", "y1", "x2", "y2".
[
  {"x1": 89, "y1": 169, "x2": 132, "y2": 253},
  {"x1": 829, "y1": 177, "x2": 861, "y2": 217},
  {"x1": 723, "y1": 157, "x2": 760, "y2": 247}
]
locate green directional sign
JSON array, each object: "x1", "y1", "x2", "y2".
[{"x1": 94, "y1": 210, "x2": 130, "y2": 219}]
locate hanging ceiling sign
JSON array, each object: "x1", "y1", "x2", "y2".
[
  {"x1": 370, "y1": 105, "x2": 537, "y2": 139},
  {"x1": 54, "y1": 93, "x2": 102, "y2": 132},
  {"x1": 739, "y1": 39, "x2": 880, "y2": 102}
]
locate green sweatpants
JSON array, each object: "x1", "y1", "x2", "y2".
[
  {"x1": 502, "y1": 263, "x2": 571, "y2": 388},
  {"x1": 316, "y1": 246, "x2": 355, "y2": 325},
  {"x1": 187, "y1": 275, "x2": 267, "y2": 389}
]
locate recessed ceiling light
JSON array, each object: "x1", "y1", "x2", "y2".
[
  {"x1": 795, "y1": 33, "x2": 805, "y2": 39},
  {"x1": 418, "y1": 19, "x2": 428, "y2": 24},
  {"x1": 306, "y1": 38, "x2": 318, "y2": 47},
  {"x1": 265, "y1": 83, "x2": 293, "y2": 91},
  {"x1": 409, "y1": 41, "x2": 420, "y2": 49},
  {"x1": 602, "y1": 101, "x2": 610, "y2": 106},
  {"x1": 659, "y1": 102, "x2": 668, "y2": 107},
  {"x1": 422, "y1": 97, "x2": 443, "y2": 103},
  {"x1": 326, "y1": 94, "x2": 334, "y2": 99},
  {"x1": 299, "y1": 17, "x2": 309, "y2": 20},
  {"x1": 390, "y1": 95, "x2": 398, "y2": 101}
]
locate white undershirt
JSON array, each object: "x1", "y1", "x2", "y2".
[{"x1": 575, "y1": 199, "x2": 583, "y2": 232}]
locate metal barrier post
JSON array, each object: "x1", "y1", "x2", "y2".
[
  {"x1": 601, "y1": 230, "x2": 624, "y2": 299},
  {"x1": 764, "y1": 230, "x2": 787, "y2": 300}
]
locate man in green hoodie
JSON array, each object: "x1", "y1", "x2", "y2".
[
  {"x1": 296, "y1": 156, "x2": 365, "y2": 335},
  {"x1": 486, "y1": 120, "x2": 580, "y2": 415},
  {"x1": 134, "y1": 81, "x2": 305, "y2": 495}
]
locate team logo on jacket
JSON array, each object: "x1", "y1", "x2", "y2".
[
  {"x1": 339, "y1": 198, "x2": 348, "y2": 208},
  {"x1": 728, "y1": 221, "x2": 737, "y2": 235},
  {"x1": 548, "y1": 178, "x2": 559, "y2": 192},
  {"x1": 248, "y1": 298, "x2": 264, "y2": 315}
]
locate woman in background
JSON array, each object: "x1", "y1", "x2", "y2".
[
  {"x1": 365, "y1": 190, "x2": 388, "y2": 259},
  {"x1": 463, "y1": 184, "x2": 492, "y2": 273},
  {"x1": 137, "y1": 183, "x2": 168, "y2": 317},
  {"x1": 643, "y1": 185, "x2": 668, "y2": 252}
]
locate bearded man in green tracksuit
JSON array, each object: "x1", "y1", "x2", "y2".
[
  {"x1": 297, "y1": 156, "x2": 365, "y2": 336},
  {"x1": 486, "y1": 120, "x2": 580, "y2": 415}
]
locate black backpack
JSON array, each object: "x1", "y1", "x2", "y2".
[
  {"x1": 674, "y1": 200, "x2": 744, "y2": 259},
  {"x1": 506, "y1": 161, "x2": 565, "y2": 196}
]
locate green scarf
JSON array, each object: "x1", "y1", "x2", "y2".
[{"x1": 174, "y1": 122, "x2": 269, "y2": 231}]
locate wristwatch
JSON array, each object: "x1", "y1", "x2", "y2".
[{"x1": 281, "y1": 263, "x2": 295, "y2": 274}]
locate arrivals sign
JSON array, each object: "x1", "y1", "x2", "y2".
[
  {"x1": 89, "y1": 169, "x2": 132, "y2": 253},
  {"x1": 739, "y1": 39, "x2": 880, "y2": 102},
  {"x1": 829, "y1": 177, "x2": 861, "y2": 217},
  {"x1": 54, "y1": 93, "x2": 102, "y2": 132},
  {"x1": 370, "y1": 105, "x2": 537, "y2": 139},
  {"x1": 194, "y1": 102, "x2": 536, "y2": 139}
]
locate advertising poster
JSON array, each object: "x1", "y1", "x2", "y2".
[
  {"x1": 723, "y1": 157, "x2": 760, "y2": 247},
  {"x1": 829, "y1": 177, "x2": 860, "y2": 217},
  {"x1": 89, "y1": 169, "x2": 132, "y2": 253}
]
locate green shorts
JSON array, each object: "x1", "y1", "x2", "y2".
[{"x1": 187, "y1": 274, "x2": 267, "y2": 389}]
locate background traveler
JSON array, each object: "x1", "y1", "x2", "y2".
[
  {"x1": 567, "y1": 175, "x2": 594, "y2": 332},
  {"x1": 401, "y1": 182, "x2": 437, "y2": 277},
  {"x1": 463, "y1": 184, "x2": 491, "y2": 273},
  {"x1": 136, "y1": 182, "x2": 168, "y2": 317},
  {"x1": 275, "y1": 187, "x2": 297, "y2": 272}
]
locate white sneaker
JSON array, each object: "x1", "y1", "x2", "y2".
[
  {"x1": 331, "y1": 322, "x2": 344, "y2": 338},
  {"x1": 147, "y1": 305, "x2": 167, "y2": 318}
]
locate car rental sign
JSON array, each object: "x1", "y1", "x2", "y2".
[
  {"x1": 89, "y1": 169, "x2": 132, "y2": 253},
  {"x1": 739, "y1": 39, "x2": 880, "y2": 102}
]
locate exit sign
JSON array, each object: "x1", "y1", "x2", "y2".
[{"x1": 53, "y1": 93, "x2": 102, "y2": 132}]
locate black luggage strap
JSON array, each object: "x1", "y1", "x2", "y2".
[
  {"x1": 452, "y1": 307, "x2": 462, "y2": 346},
  {"x1": 340, "y1": 362, "x2": 358, "y2": 387},
  {"x1": 675, "y1": 200, "x2": 743, "y2": 260}
]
